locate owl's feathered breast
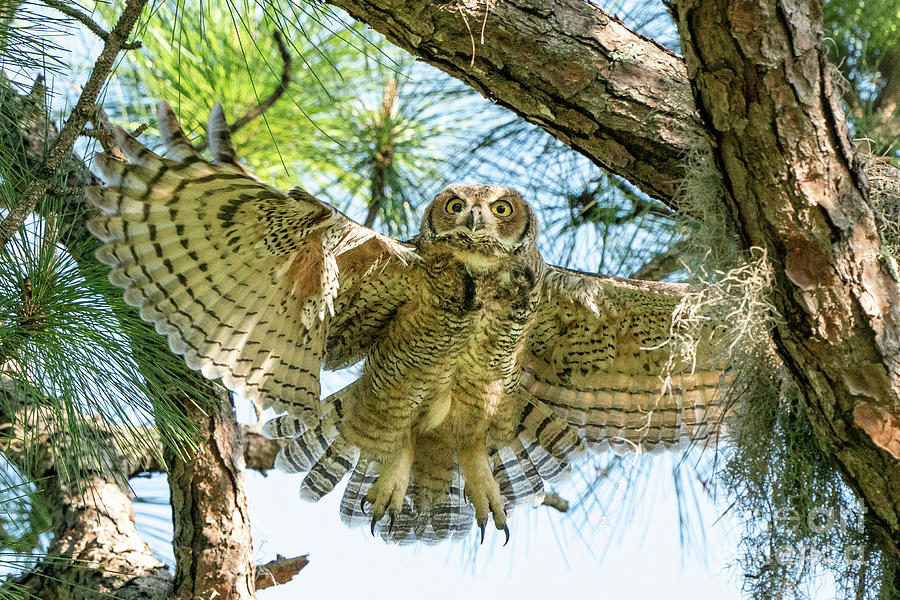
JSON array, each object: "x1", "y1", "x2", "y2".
[{"x1": 352, "y1": 241, "x2": 541, "y2": 437}]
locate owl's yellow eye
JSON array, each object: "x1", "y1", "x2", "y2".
[
  {"x1": 446, "y1": 198, "x2": 466, "y2": 214},
  {"x1": 490, "y1": 199, "x2": 513, "y2": 217}
]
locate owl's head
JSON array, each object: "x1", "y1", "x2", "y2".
[{"x1": 419, "y1": 184, "x2": 538, "y2": 260}]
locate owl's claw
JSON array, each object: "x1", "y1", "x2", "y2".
[
  {"x1": 476, "y1": 521, "x2": 509, "y2": 545},
  {"x1": 362, "y1": 446, "x2": 412, "y2": 537},
  {"x1": 369, "y1": 509, "x2": 385, "y2": 537},
  {"x1": 367, "y1": 507, "x2": 397, "y2": 536},
  {"x1": 388, "y1": 509, "x2": 397, "y2": 535}
]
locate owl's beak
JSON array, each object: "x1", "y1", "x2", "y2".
[{"x1": 465, "y1": 208, "x2": 485, "y2": 232}]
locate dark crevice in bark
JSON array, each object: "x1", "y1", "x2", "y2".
[{"x1": 166, "y1": 385, "x2": 255, "y2": 600}]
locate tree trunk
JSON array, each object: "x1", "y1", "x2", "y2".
[
  {"x1": 671, "y1": 0, "x2": 900, "y2": 561},
  {"x1": 166, "y1": 384, "x2": 256, "y2": 600}
]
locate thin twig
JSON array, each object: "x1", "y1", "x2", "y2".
[
  {"x1": 130, "y1": 122, "x2": 149, "y2": 137},
  {"x1": 255, "y1": 554, "x2": 309, "y2": 590},
  {"x1": 85, "y1": 106, "x2": 128, "y2": 161},
  {"x1": 46, "y1": 186, "x2": 85, "y2": 197},
  {"x1": 0, "y1": 0, "x2": 147, "y2": 247},
  {"x1": 541, "y1": 492, "x2": 570, "y2": 513},
  {"x1": 195, "y1": 30, "x2": 292, "y2": 152},
  {"x1": 41, "y1": 0, "x2": 142, "y2": 50},
  {"x1": 630, "y1": 240, "x2": 690, "y2": 280}
]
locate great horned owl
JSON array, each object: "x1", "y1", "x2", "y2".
[{"x1": 87, "y1": 103, "x2": 727, "y2": 544}]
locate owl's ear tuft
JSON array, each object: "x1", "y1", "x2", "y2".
[
  {"x1": 157, "y1": 101, "x2": 201, "y2": 163},
  {"x1": 208, "y1": 103, "x2": 240, "y2": 167}
]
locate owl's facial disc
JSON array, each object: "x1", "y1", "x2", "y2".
[{"x1": 424, "y1": 185, "x2": 533, "y2": 254}]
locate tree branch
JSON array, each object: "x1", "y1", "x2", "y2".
[
  {"x1": 629, "y1": 240, "x2": 689, "y2": 280},
  {"x1": 324, "y1": 0, "x2": 706, "y2": 206},
  {"x1": 255, "y1": 555, "x2": 309, "y2": 591},
  {"x1": 364, "y1": 77, "x2": 398, "y2": 228},
  {"x1": 0, "y1": 0, "x2": 145, "y2": 247},
  {"x1": 41, "y1": 0, "x2": 142, "y2": 50},
  {"x1": 540, "y1": 492, "x2": 570, "y2": 513},
  {"x1": 0, "y1": 401, "x2": 172, "y2": 600}
]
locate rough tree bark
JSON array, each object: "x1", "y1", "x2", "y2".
[
  {"x1": 670, "y1": 0, "x2": 900, "y2": 560},
  {"x1": 166, "y1": 384, "x2": 255, "y2": 600},
  {"x1": 0, "y1": 401, "x2": 171, "y2": 600}
]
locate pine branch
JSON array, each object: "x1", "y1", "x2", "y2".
[
  {"x1": 195, "y1": 29, "x2": 292, "y2": 152},
  {"x1": 0, "y1": 401, "x2": 171, "y2": 599},
  {"x1": 365, "y1": 77, "x2": 398, "y2": 228},
  {"x1": 40, "y1": 0, "x2": 142, "y2": 50},
  {"x1": 541, "y1": 492, "x2": 570, "y2": 513},
  {"x1": 0, "y1": 0, "x2": 145, "y2": 247},
  {"x1": 629, "y1": 241, "x2": 689, "y2": 281}
]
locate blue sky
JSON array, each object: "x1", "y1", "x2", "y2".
[
  {"x1": 132, "y1": 448, "x2": 744, "y2": 599},
  {"x1": 131, "y1": 464, "x2": 743, "y2": 599}
]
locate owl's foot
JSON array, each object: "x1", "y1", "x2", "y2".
[
  {"x1": 364, "y1": 444, "x2": 413, "y2": 535},
  {"x1": 459, "y1": 441, "x2": 509, "y2": 545}
]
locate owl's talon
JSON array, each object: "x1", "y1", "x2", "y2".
[
  {"x1": 388, "y1": 509, "x2": 397, "y2": 535},
  {"x1": 478, "y1": 521, "x2": 486, "y2": 544},
  {"x1": 360, "y1": 496, "x2": 369, "y2": 516},
  {"x1": 370, "y1": 514, "x2": 379, "y2": 537},
  {"x1": 502, "y1": 525, "x2": 510, "y2": 546}
]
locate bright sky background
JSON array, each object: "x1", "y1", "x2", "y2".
[{"x1": 131, "y1": 454, "x2": 744, "y2": 599}]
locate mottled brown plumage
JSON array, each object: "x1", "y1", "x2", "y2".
[{"x1": 87, "y1": 103, "x2": 728, "y2": 544}]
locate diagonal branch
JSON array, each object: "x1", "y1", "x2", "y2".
[
  {"x1": 41, "y1": 0, "x2": 142, "y2": 50},
  {"x1": 324, "y1": 0, "x2": 706, "y2": 206},
  {"x1": 255, "y1": 555, "x2": 309, "y2": 590},
  {"x1": 630, "y1": 240, "x2": 689, "y2": 281},
  {"x1": 0, "y1": 0, "x2": 145, "y2": 247}
]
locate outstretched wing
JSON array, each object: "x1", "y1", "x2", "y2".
[
  {"x1": 87, "y1": 102, "x2": 417, "y2": 417},
  {"x1": 523, "y1": 265, "x2": 728, "y2": 454}
]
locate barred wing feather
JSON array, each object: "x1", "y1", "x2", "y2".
[
  {"x1": 524, "y1": 266, "x2": 728, "y2": 454},
  {"x1": 86, "y1": 102, "x2": 416, "y2": 417}
]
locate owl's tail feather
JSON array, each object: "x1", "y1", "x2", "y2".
[
  {"x1": 492, "y1": 442, "x2": 545, "y2": 506},
  {"x1": 517, "y1": 398, "x2": 586, "y2": 480},
  {"x1": 264, "y1": 384, "x2": 359, "y2": 500},
  {"x1": 339, "y1": 458, "x2": 474, "y2": 545}
]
